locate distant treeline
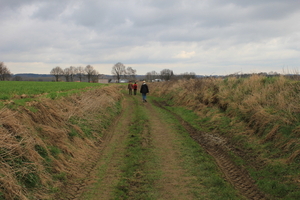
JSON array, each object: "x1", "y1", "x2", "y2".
[{"x1": 10, "y1": 72, "x2": 300, "y2": 82}]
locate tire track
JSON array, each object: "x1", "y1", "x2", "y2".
[{"x1": 153, "y1": 100, "x2": 267, "y2": 200}]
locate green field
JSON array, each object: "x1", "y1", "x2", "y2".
[
  {"x1": 0, "y1": 81, "x2": 107, "y2": 108},
  {"x1": 0, "y1": 81, "x2": 106, "y2": 99}
]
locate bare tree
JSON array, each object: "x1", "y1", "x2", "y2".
[
  {"x1": 12, "y1": 76, "x2": 22, "y2": 81},
  {"x1": 69, "y1": 66, "x2": 78, "y2": 82},
  {"x1": 85, "y1": 65, "x2": 97, "y2": 82},
  {"x1": 0, "y1": 62, "x2": 12, "y2": 81},
  {"x1": 145, "y1": 70, "x2": 159, "y2": 81},
  {"x1": 98, "y1": 74, "x2": 105, "y2": 79},
  {"x1": 126, "y1": 66, "x2": 136, "y2": 81},
  {"x1": 145, "y1": 72, "x2": 151, "y2": 81},
  {"x1": 111, "y1": 62, "x2": 126, "y2": 83},
  {"x1": 160, "y1": 69, "x2": 174, "y2": 81},
  {"x1": 91, "y1": 70, "x2": 100, "y2": 83},
  {"x1": 50, "y1": 66, "x2": 64, "y2": 82},
  {"x1": 180, "y1": 72, "x2": 196, "y2": 80},
  {"x1": 76, "y1": 66, "x2": 85, "y2": 82},
  {"x1": 63, "y1": 68, "x2": 71, "y2": 82}
]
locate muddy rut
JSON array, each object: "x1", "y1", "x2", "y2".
[{"x1": 153, "y1": 100, "x2": 267, "y2": 200}]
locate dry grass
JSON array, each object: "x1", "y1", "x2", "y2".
[
  {"x1": 0, "y1": 85, "x2": 123, "y2": 199},
  {"x1": 151, "y1": 75, "x2": 300, "y2": 163}
]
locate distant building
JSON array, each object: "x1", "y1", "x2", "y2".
[
  {"x1": 98, "y1": 79, "x2": 109, "y2": 83},
  {"x1": 119, "y1": 79, "x2": 128, "y2": 83},
  {"x1": 152, "y1": 79, "x2": 163, "y2": 82},
  {"x1": 107, "y1": 79, "x2": 129, "y2": 83}
]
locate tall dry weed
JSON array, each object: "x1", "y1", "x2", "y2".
[{"x1": 151, "y1": 75, "x2": 300, "y2": 163}]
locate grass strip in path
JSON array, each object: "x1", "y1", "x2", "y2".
[
  {"x1": 114, "y1": 96, "x2": 160, "y2": 200},
  {"x1": 145, "y1": 102, "x2": 197, "y2": 199}
]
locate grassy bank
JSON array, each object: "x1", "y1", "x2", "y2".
[
  {"x1": 0, "y1": 85, "x2": 122, "y2": 200},
  {"x1": 150, "y1": 75, "x2": 300, "y2": 199}
]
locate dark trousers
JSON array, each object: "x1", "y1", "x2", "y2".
[
  {"x1": 142, "y1": 93, "x2": 147, "y2": 101},
  {"x1": 129, "y1": 89, "x2": 132, "y2": 95},
  {"x1": 134, "y1": 89, "x2": 137, "y2": 95}
]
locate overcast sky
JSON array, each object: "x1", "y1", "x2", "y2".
[{"x1": 1, "y1": 0, "x2": 300, "y2": 75}]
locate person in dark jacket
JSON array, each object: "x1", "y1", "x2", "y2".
[
  {"x1": 140, "y1": 81, "x2": 149, "y2": 102},
  {"x1": 127, "y1": 81, "x2": 133, "y2": 95}
]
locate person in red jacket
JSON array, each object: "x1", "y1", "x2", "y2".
[{"x1": 133, "y1": 82, "x2": 138, "y2": 95}]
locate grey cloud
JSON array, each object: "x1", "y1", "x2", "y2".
[
  {"x1": 213, "y1": 0, "x2": 300, "y2": 20},
  {"x1": 0, "y1": 0, "x2": 36, "y2": 9},
  {"x1": 1, "y1": 0, "x2": 300, "y2": 75},
  {"x1": 30, "y1": 1, "x2": 70, "y2": 20},
  {"x1": 11, "y1": 0, "x2": 297, "y2": 45},
  {"x1": 63, "y1": 0, "x2": 134, "y2": 28}
]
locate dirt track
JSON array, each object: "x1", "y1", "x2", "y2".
[{"x1": 58, "y1": 94, "x2": 267, "y2": 200}]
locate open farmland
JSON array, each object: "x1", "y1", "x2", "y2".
[
  {"x1": 0, "y1": 77, "x2": 300, "y2": 200},
  {"x1": 0, "y1": 81, "x2": 108, "y2": 108},
  {"x1": 0, "y1": 81, "x2": 107, "y2": 100}
]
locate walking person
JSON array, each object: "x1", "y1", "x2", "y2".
[
  {"x1": 140, "y1": 81, "x2": 149, "y2": 102},
  {"x1": 133, "y1": 82, "x2": 138, "y2": 95},
  {"x1": 128, "y1": 81, "x2": 133, "y2": 95}
]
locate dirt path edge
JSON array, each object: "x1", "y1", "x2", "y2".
[{"x1": 153, "y1": 100, "x2": 268, "y2": 200}]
